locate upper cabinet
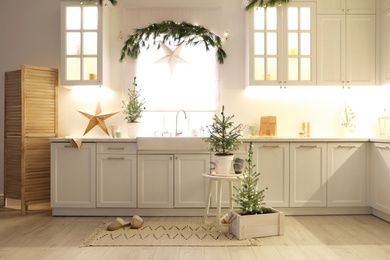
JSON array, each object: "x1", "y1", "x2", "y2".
[
  {"x1": 60, "y1": 1, "x2": 110, "y2": 87},
  {"x1": 317, "y1": 0, "x2": 376, "y2": 15},
  {"x1": 247, "y1": 1, "x2": 316, "y2": 87},
  {"x1": 317, "y1": 0, "x2": 376, "y2": 86},
  {"x1": 382, "y1": 3, "x2": 390, "y2": 85}
]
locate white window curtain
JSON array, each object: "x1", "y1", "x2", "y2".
[{"x1": 122, "y1": 7, "x2": 221, "y2": 111}]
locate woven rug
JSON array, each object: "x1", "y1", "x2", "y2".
[{"x1": 81, "y1": 221, "x2": 259, "y2": 247}]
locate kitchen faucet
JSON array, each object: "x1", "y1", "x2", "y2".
[{"x1": 175, "y1": 110, "x2": 187, "y2": 136}]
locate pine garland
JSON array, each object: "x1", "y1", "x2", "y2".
[
  {"x1": 232, "y1": 142, "x2": 271, "y2": 215},
  {"x1": 91, "y1": 0, "x2": 117, "y2": 6},
  {"x1": 119, "y1": 20, "x2": 227, "y2": 64},
  {"x1": 244, "y1": 0, "x2": 289, "y2": 10}
]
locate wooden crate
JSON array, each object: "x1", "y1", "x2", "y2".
[
  {"x1": 230, "y1": 209, "x2": 284, "y2": 240},
  {"x1": 4, "y1": 65, "x2": 58, "y2": 215}
]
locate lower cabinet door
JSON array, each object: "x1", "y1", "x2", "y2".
[
  {"x1": 51, "y1": 143, "x2": 96, "y2": 208},
  {"x1": 96, "y1": 154, "x2": 137, "y2": 208},
  {"x1": 174, "y1": 154, "x2": 210, "y2": 208},
  {"x1": 371, "y1": 143, "x2": 390, "y2": 214},
  {"x1": 138, "y1": 154, "x2": 174, "y2": 208},
  {"x1": 327, "y1": 143, "x2": 367, "y2": 207},
  {"x1": 290, "y1": 143, "x2": 327, "y2": 207}
]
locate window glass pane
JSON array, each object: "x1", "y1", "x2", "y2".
[
  {"x1": 288, "y1": 7, "x2": 298, "y2": 30},
  {"x1": 300, "y1": 7, "x2": 311, "y2": 30},
  {"x1": 254, "y1": 33, "x2": 264, "y2": 55},
  {"x1": 255, "y1": 57, "x2": 265, "y2": 80},
  {"x1": 83, "y1": 32, "x2": 97, "y2": 55},
  {"x1": 288, "y1": 58, "x2": 298, "y2": 80},
  {"x1": 254, "y1": 8, "x2": 264, "y2": 30},
  {"x1": 266, "y1": 8, "x2": 277, "y2": 30},
  {"x1": 288, "y1": 33, "x2": 298, "y2": 55},
  {"x1": 267, "y1": 58, "x2": 277, "y2": 80},
  {"x1": 301, "y1": 58, "x2": 311, "y2": 80},
  {"x1": 267, "y1": 32, "x2": 277, "y2": 55},
  {"x1": 300, "y1": 33, "x2": 311, "y2": 55},
  {"x1": 83, "y1": 57, "x2": 97, "y2": 80},
  {"x1": 66, "y1": 58, "x2": 80, "y2": 80},
  {"x1": 66, "y1": 7, "x2": 80, "y2": 30},
  {"x1": 83, "y1": 6, "x2": 98, "y2": 30},
  {"x1": 136, "y1": 43, "x2": 218, "y2": 111},
  {"x1": 66, "y1": 32, "x2": 80, "y2": 55}
]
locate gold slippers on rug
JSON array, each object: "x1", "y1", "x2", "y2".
[{"x1": 106, "y1": 216, "x2": 144, "y2": 231}]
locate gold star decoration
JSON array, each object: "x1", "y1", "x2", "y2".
[
  {"x1": 78, "y1": 101, "x2": 119, "y2": 136},
  {"x1": 154, "y1": 42, "x2": 188, "y2": 75}
]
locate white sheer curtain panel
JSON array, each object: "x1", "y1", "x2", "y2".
[{"x1": 122, "y1": 7, "x2": 222, "y2": 111}]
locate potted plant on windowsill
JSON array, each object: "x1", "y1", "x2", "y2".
[
  {"x1": 122, "y1": 76, "x2": 146, "y2": 138},
  {"x1": 227, "y1": 142, "x2": 284, "y2": 239},
  {"x1": 203, "y1": 106, "x2": 241, "y2": 175}
]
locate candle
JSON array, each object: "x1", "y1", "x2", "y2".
[{"x1": 89, "y1": 73, "x2": 97, "y2": 80}]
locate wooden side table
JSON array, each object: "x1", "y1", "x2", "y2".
[{"x1": 202, "y1": 173, "x2": 241, "y2": 230}]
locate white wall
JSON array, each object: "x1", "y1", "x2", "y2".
[{"x1": 0, "y1": 0, "x2": 389, "y2": 197}]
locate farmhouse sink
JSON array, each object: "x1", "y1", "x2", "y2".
[{"x1": 137, "y1": 137, "x2": 209, "y2": 152}]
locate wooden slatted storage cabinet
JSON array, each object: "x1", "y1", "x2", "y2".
[{"x1": 4, "y1": 65, "x2": 58, "y2": 215}]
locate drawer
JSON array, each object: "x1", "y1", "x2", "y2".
[{"x1": 97, "y1": 143, "x2": 137, "y2": 154}]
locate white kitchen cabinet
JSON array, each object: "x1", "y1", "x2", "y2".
[
  {"x1": 137, "y1": 154, "x2": 174, "y2": 208},
  {"x1": 51, "y1": 142, "x2": 96, "y2": 208},
  {"x1": 317, "y1": 0, "x2": 376, "y2": 14},
  {"x1": 383, "y1": 0, "x2": 390, "y2": 12},
  {"x1": 371, "y1": 143, "x2": 390, "y2": 215},
  {"x1": 96, "y1": 143, "x2": 137, "y2": 208},
  {"x1": 382, "y1": 8, "x2": 390, "y2": 85},
  {"x1": 247, "y1": 1, "x2": 316, "y2": 87},
  {"x1": 327, "y1": 143, "x2": 368, "y2": 207},
  {"x1": 60, "y1": 1, "x2": 110, "y2": 87},
  {"x1": 290, "y1": 143, "x2": 327, "y2": 207},
  {"x1": 252, "y1": 143, "x2": 290, "y2": 207},
  {"x1": 317, "y1": 14, "x2": 375, "y2": 86},
  {"x1": 174, "y1": 154, "x2": 210, "y2": 208}
]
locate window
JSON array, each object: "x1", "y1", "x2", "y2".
[{"x1": 122, "y1": 7, "x2": 221, "y2": 112}]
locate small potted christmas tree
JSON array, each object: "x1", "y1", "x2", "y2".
[
  {"x1": 229, "y1": 142, "x2": 284, "y2": 239},
  {"x1": 122, "y1": 77, "x2": 146, "y2": 138},
  {"x1": 203, "y1": 105, "x2": 241, "y2": 174}
]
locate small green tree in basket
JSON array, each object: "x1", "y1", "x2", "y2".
[
  {"x1": 122, "y1": 77, "x2": 146, "y2": 123},
  {"x1": 232, "y1": 142, "x2": 273, "y2": 215}
]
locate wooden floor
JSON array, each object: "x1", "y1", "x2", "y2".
[{"x1": 1, "y1": 208, "x2": 390, "y2": 260}]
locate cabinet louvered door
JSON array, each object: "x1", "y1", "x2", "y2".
[{"x1": 4, "y1": 65, "x2": 58, "y2": 215}]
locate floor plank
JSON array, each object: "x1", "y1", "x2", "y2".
[{"x1": 1, "y1": 208, "x2": 390, "y2": 260}]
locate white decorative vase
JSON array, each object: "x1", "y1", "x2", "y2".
[
  {"x1": 213, "y1": 154, "x2": 234, "y2": 175},
  {"x1": 127, "y1": 122, "x2": 140, "y2": 138}
]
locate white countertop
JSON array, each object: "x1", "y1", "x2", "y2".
[{"x1": 50, "y1": 136, "x2": 377, "y2": 143}]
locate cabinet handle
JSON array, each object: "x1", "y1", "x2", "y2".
[
  {"x1": 337, "y1": 145, "x2": 356, "y2": 149},
  {"x1": 108, "y1": 147, "x2": 125, "y2": 150},
  {"x1": 64, "y1": 145, "x2": 76, "y2": 148},
  {"x1": 170, "y1": 157, "x2": 173, "y2": 160},
  {"x1": 299, "y1": 145, "x2": 317, "y2": 148},
  {"x1": 262, "y1": 145, "x2": 280, "y2": 148},
  {"x1": 108, "y1": 157, "x2": 125, "y2": 160},
  {"x1": 376, "y1": 146, "x2": 390, "y2": 150}
]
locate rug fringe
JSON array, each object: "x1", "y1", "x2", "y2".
[{"x1": 80, "y1": 221, "x2": 108, "y2": 248}]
